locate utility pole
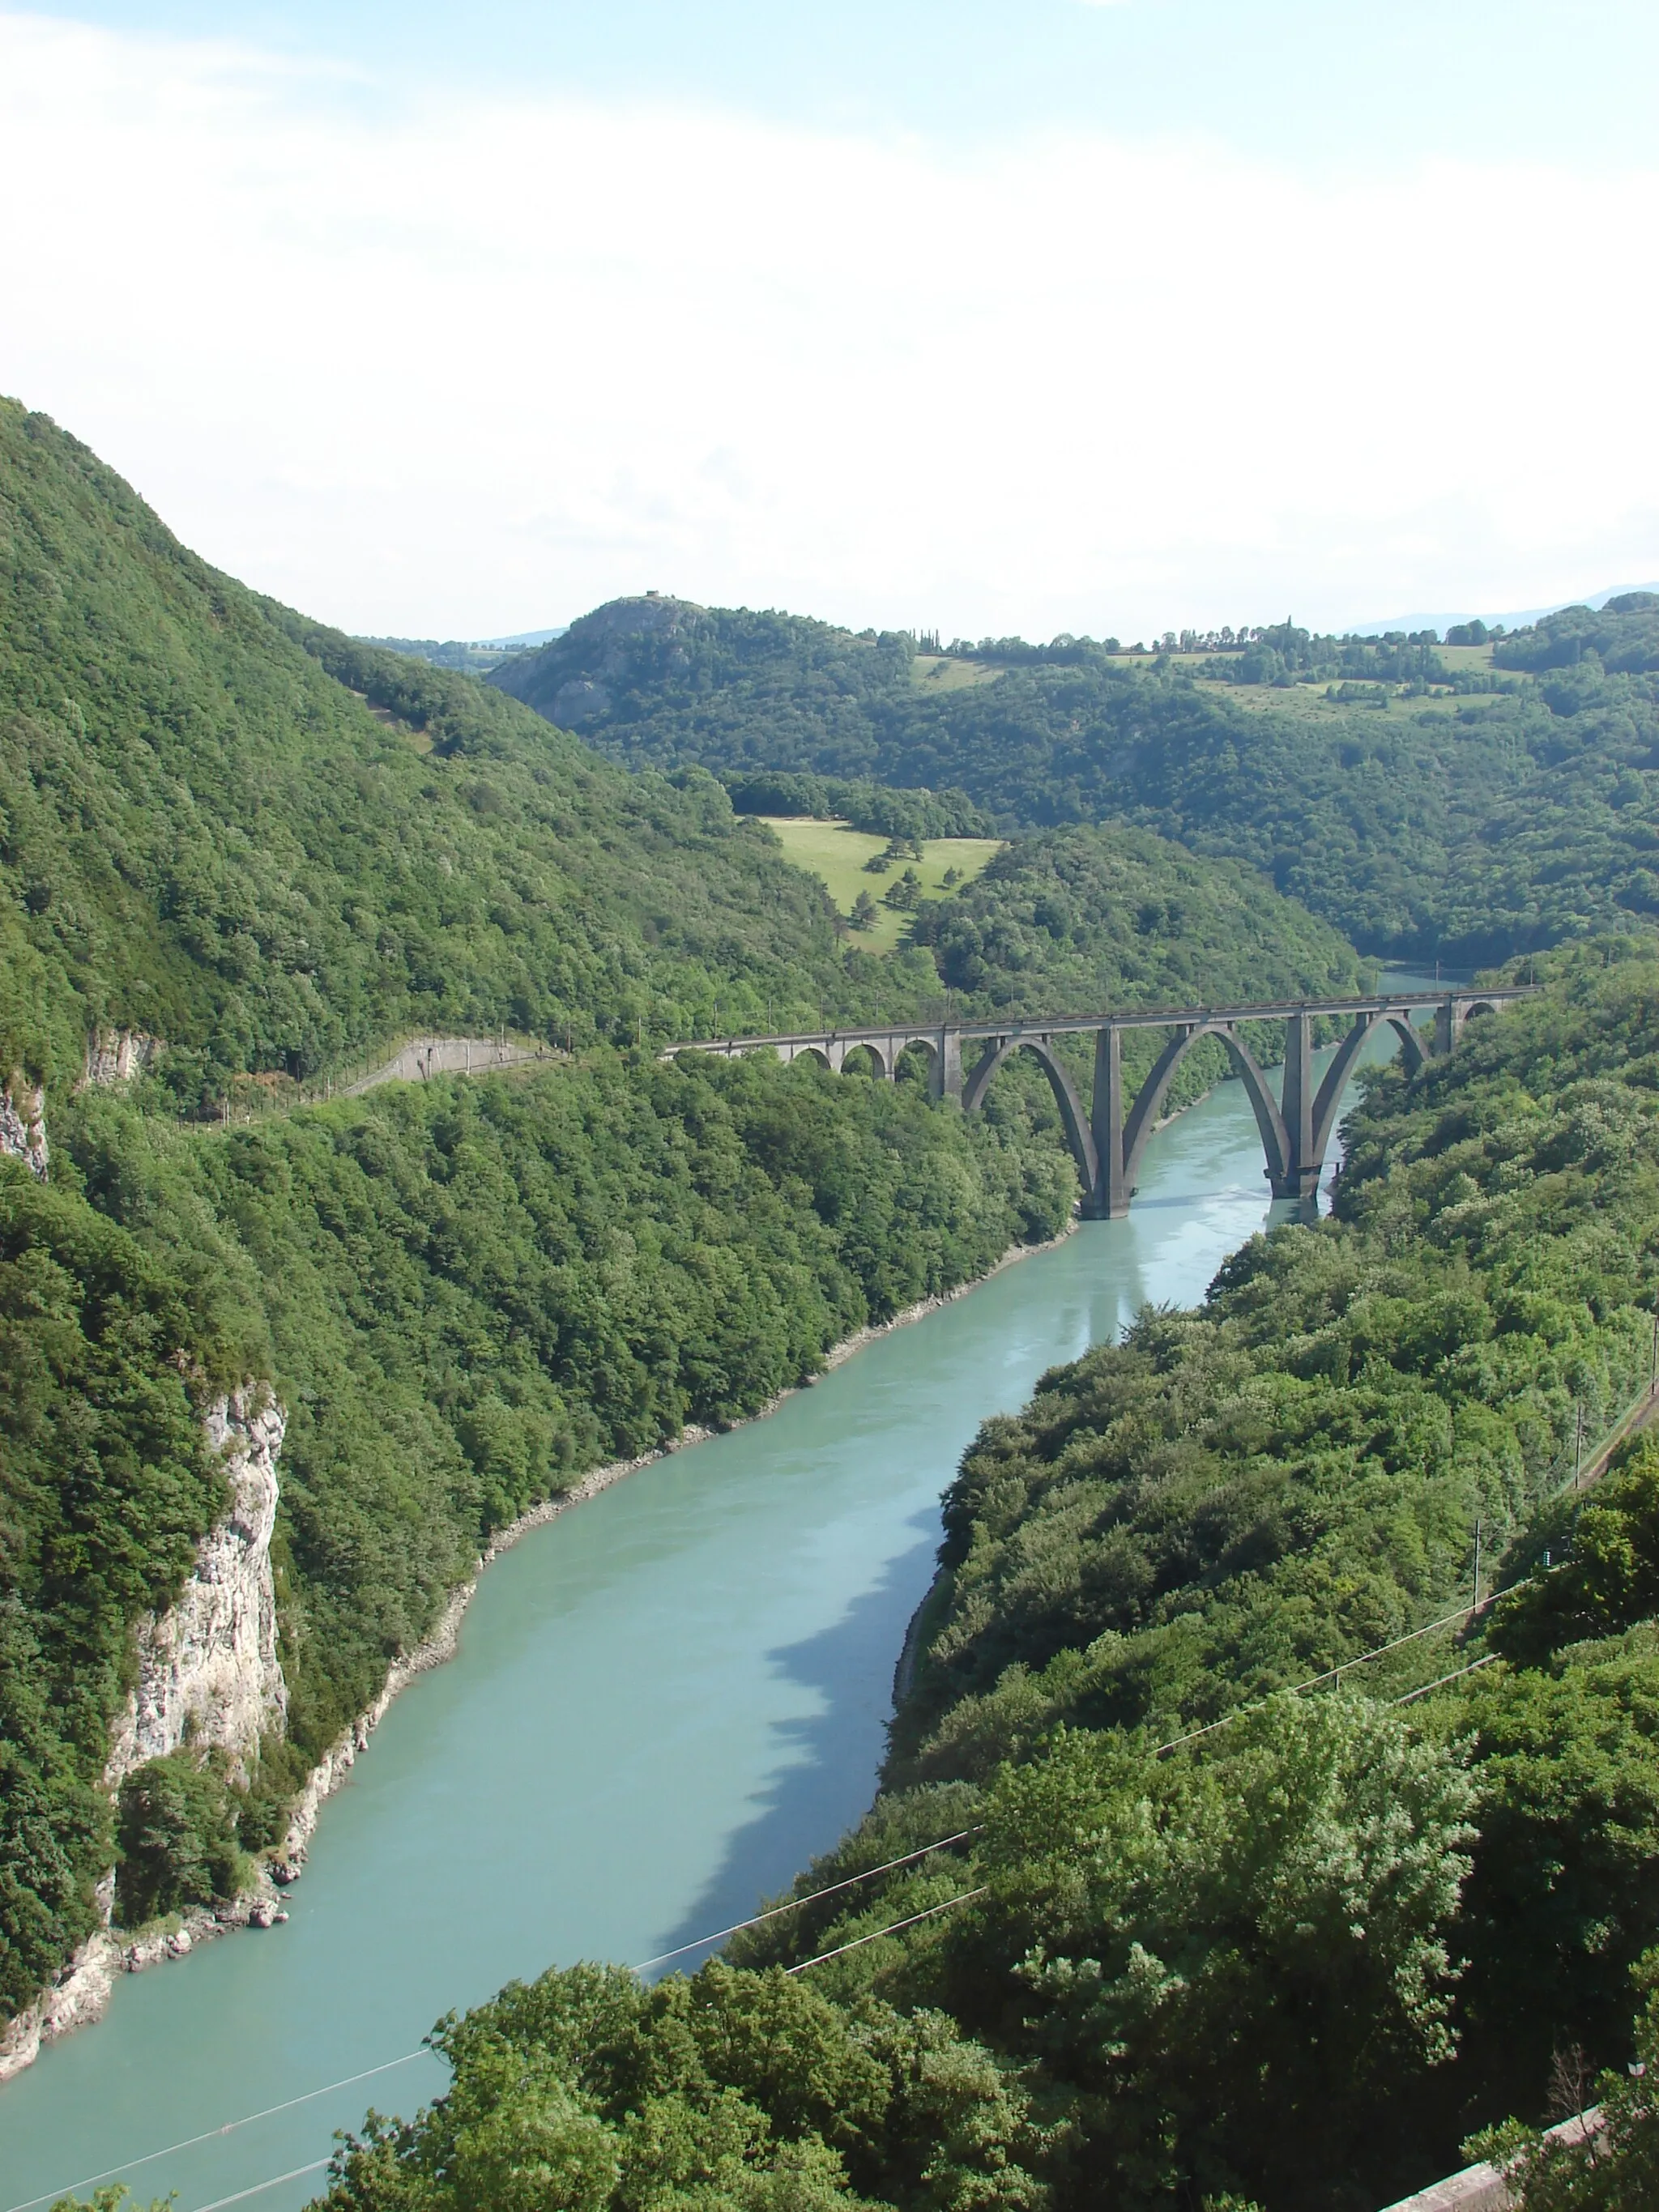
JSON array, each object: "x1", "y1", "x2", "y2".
[
  {"x1": 1575, "y1": 1401, "x2": 1586, "y2": 1488},
  {"x1": 1651, "y1": 1295, "x2": 1658, "y2": 1397},
  {"x1": 1472, "y1": 1518, "x2": 1482, "y2": 1614}
]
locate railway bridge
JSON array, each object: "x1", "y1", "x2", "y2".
[{"x1": 662, "y1": 987, "x2": 1533, "y2": 1217}]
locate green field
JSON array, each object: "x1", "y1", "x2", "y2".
[
  {"x1": 910, "y1": 652, "x2": 1004, "y2": 691},
  {"x1": 757, "y1": 816, "x2": 1004, "y2": 951},
  {"x1": 1435, "y1": 640, "x2": 1498, "y2": 671},
  {"x1": 1192, "y1": 677, "x2": 1479, "y2": 721}
]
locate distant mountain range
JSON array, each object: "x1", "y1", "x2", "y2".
[
  {"x1": 386, "y1": 586, "x2": 1659, "y2": 660},
  {"x1": 479, "y1": 624, "x2": 566, "y2": 648},
  {"x1": 1354, "y1": 580, "x2": 1659, "y2": 637},
  {"x1": 353, "y1": 624, "x2": 566, "y2": 673}
]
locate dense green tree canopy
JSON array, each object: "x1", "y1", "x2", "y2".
[
  {"x1": 708, "y1": 953, "x2": 1659, "y2": 2206},
  {"x1": 908, "y1": 823, "x2": 1363, "y2": 1008},
  {"x1": 0, "y1": 403, "x2": 1363, "y2": 1115},
  {"x1": 494, "y1": 595, "x2": 1659, "y2": 965},
  {"x1": 0, "y1": 404, "x2": 903, "y2": 1099},
  {"x1": 2, "y1": 1048, "x2": 1073, "y2": 2015},
  {"x1": 1493, "y1": 593, "x2": 1659, "y2": 675},
  {"x1": 0, "y1": 1158, "x2": 236, "y2": 2012}
]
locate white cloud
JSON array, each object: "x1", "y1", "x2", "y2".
[{"x1": 0, "y1": 10, "x2": 1654, "y2": 639}]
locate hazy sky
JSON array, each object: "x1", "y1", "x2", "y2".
[{"x1": 2, "y1": 2, "x2": 1656, "y2": 641}]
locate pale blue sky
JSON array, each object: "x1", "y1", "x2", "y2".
[
  {"x1": 22, "y1": 0, "x2": 1659, "y2": 173},
  {"x1": 2, "y1": 3, "x2": 1656, "y2": 639}
]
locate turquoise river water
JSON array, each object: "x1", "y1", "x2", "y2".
[{"x1": 0, "y1": 1004, "x2": 1431, "y2": 2212}]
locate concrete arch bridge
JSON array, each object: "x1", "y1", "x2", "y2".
[{"x1": 663, "y1": 988, "x2": 1532, "y2": 1217}]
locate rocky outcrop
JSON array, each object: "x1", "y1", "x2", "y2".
[
  {"x1": 0, "y1": 1072, "x2": 48, "y2": 1178},
  {"x1": 0, "y1": 1388, "x2": 291, "y2": 2085},
  {"x1": 83, "y1": 1026, "x2": 160, "y2": 1085},
  {"x1": 104, "y1": 1390, "x2": 288, "y2": 1789},
  {"x1": 491, "y1": 593, "x2": 702, "y2": 728},
  {"x1": 0, "y1": 1890, "x2": 298, "y2": 2084}
]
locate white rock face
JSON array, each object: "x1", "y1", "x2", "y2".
[
  {"x1": 0, "y1": 1075, "x2": 48, "y2": 1179},
  {"x1": 104, "y1": 1389, "x2": 289, "y2": 1790},
  {"x1": 0, "y1": 1390, "x2": 290, "y2": 2085},
  {"x1": 83, "y1": 1026, "x2": 160, "y2": 1085}
]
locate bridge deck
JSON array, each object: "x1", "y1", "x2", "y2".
[{"x1": 660, "y1": 987, "x2": 1531, "y2": 1057}]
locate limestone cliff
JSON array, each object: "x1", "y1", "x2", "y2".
[
  {"x1": 0, "y1": 1387, "x2": 291, "y2": 2083},
  {"x1": 0, "y1": 1072, "x2": 48, "y2": 1178},
  {"x1": 83, "y1": 1026, "x2": 160, "y2": 1086},
  {"x1": 104, "y1": 1389, "x2": 289, "y2": 1788}
]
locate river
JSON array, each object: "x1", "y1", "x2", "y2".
[{"x1": 0, "y1": 998, "x2": 1433, "y2": 2212}]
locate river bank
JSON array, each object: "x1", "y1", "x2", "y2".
[
  {"x1": 0, "y1": 1222, "x2": 1077, "y2": 2088},
  {"x1": 278, "y1": 1218, "x2": 1075, "y2": 1876},
  {"x1": 0, "y1": 1053, "x2": 1325, "y2": 2211}
]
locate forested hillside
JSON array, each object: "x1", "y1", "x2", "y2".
[
  {"x1": 0, "y1": 403, "x2": 1366, "y2": 1118},
  {"x1": 313, "y1": 948, "x2": 1659, "y2": 2212},
  {"x1": 0, "y1": 401, "x2": 1371, "y2": 2045},
  {"x1": 0, "y1": 403, "x2": 885, "y2": 1107},
  {"x1": 495, "y1": 593, "x2": 1659, "y2": 966},
  {"x1": 2, "y1": 1053, "x2": 1072, "y2": 2020},
  {"x1": 908, "y1": 823, "x2": 1361, "y2": 1010}
]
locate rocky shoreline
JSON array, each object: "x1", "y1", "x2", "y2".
[{"x1": 0, "y1": 1221, "x2": 1073, "y2": 2082}]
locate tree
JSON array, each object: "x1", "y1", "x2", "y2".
[
  {"x1": 1448, "y1": 1639, "x2": 1659, "y2": 2121},
  {"x1": 1470, "y1": 1963, "x2": 1659, "y2": 2209},
  {"x1": 965, "y1": 1695, "x2": 1475, "y2": 2208}
]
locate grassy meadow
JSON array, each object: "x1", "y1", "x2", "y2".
[
  {"x1": 909, "y1": 652, "x2": 1004, "y2": 691},
  {"x1": 757, "y1": 816, "x2": 1004, "y2": 952},
  {"x1": 1191, "y1": 677, "x2": 1479, "y2": 720}
]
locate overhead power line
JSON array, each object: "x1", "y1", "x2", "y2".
[
  {"x1": 5, "y1": 1832, "x2": 985, "y2": 2212},
  {"x1": 11, "y1": 1596, "x2": 1514, "y2": 2212}
]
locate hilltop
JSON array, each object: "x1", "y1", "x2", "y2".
[
  {"x1": 0, "y1": 410, "x2": 895, "y2": 1109},
  {"x1": 0, "y1": 416, "x2": 1367, "y2": 1110},
  {"x1": 494, "y1": 593, "x2": 1659, "y2": 965}
]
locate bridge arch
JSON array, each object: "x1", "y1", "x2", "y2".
[
  {"x1": 963, "y1": 1034, "x2": 1099, "y2": 1198},
  {"x1": 779, "y1": 1042, "x2": 835, "y2": 1073},
  {"x1": 840, "y1": 1040, "x2": 892, "y2": 1080},
  {"x1": 893, "y1": 1035, "x2": 940, "y2": 1082},
  {"x1": 1120, "y1": 1023, "x2": 1290, "y2": 1197},
  {"x1": 1387, "y1": 1014, "x2": 1431, "y2": 1076},
  {"x1": 1299, "y1": 1008, "x2": 1432, "y2": 1183}
]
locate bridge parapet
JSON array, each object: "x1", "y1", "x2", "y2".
[{"x1": 659, "y1": 988, "x2": 1536, "y2": 1217}]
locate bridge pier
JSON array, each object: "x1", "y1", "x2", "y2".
[
  {"x1": 1070, "y1": 997, "x2": 1465, "y2": 1215},
  {"x1": 659, "y1": 988, "x2": 1529, "y2": 1219},
  {"x1": 1091, "y1": 1028, "x2": 1128, "y2": 1218},
  {"x1": 1272, "y1": 1012, "x2": 1322, "y2": 1202}
]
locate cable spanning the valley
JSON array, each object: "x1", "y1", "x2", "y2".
[
  {"x1": 3, "y1": 1835, "x2": 984, "y2": 2212},
  {"x1": 10, "y1": 1590, "x2": 1515, "y2": 2212}
]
